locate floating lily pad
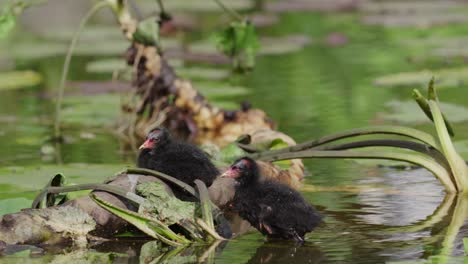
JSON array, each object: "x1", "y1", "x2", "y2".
[
  {"x1": 11, "y1": 39, "x2": 129, "y2": 61},
  {"x1": 190, "y1": 34, "x2": 311, "y2": 57},
  {"x1": 0, "y1": 164, "x2": 126, "y2": 192},
  {"x1": 359, "y1": 1, "x2": 462, "y2": 14},
  {"x1": 266, "y1": 0, "x2": 357, "y2": 12},
  {"x1": 362, "y1": 13, "x2": 468, "y2": 28},
  {"x1": 259, "y1": 35, "x2": 311, "y2": 55},
  {"x1": 0, "y1": 70, "x2": 42, "y2": 90},
  {"x1": 86, "y1": 59, "x2": 129, "y2": 74},
  {"x1": 40, "y1": 25, "x2": 124, "y2": 42},
  {"x1": 374, "y1": 67, "x2": 468, "y2": 88},
  {"x1": 177, "y1": 67, "x2": 230, "y2": 80},
  {"x1": 0, "y1": 198, "x2": 32, "y2": 216},
  {"x1": 62, "y1": 94, "x2": 120, "y2": 126},
  {"x1": 211, "y1": 100, "x2": 240, "y2": 110},
  {"x1": 139, "y1": 0, "x2": 252, "y2": 12},
  {"x1": 382, "y1": 100, "x2": 468, "y2": 124},
  {"x1": 194, "y1": 81, "x2": 250, "y2": 98}
]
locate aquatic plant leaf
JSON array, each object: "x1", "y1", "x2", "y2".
[
  {"x1": 0, "y1": 5, "x2": 16, "y2": 40},
  {"x1": 194, "y1": 81, "x2": 250, "y2": 98},
  {"x1": 0, "y1": 197, "x2": 31, "y2": 216},
  {"x1": 133, "y1": 16, "x2": 160, "y2": 46},
  {"x1": 0, "y1": 71, "x2": 42, "y2": 90},
  {"x1": 136, "y1": 181, "x2": 195, "y2": 225},
  {"x1": 429, "y1": 100, "x2": 468, "y2": 191},
  {"x1": 259, "y1": 148, "x2": 457, "y2": 192},
  {"x1": 86, "y1": 58, "x2": 128, "y2": 74},
  {"x1": 177, "y1": 67, "x2": 230, "y2": 81},
  {"x1": 270, "y1": 138, "x2": 292, "y2": 170},
  {"x1": 382, "y1": 100, "x2": 468, "y2": 124},
  {"x1": 91, "y1": 194, "x2": 190, "y2": 246},
  {"x1": 194, "y1": 180, "x2": 220, "y2": 240},
  {"x1": 61, "y1": 94, "x2": 120, "y2": 126},
  {"x1": 0, "y1": 164, "x2": 124, "y2": 192},
  {"x1": 412, "y1": 88, "x2": 455, "y2": 136},
  {"x1": 215, "y1": 20, "x2": 260, "y2": 71},
  {"x1": 219, "y1": 143, "x2": 247, "y2": 164},
  {"x1": 31, "y1": 174, "x2": 67, "y2": 209},
  {"x1": 374, "y1": 67, "x2": 468, "y2": 88}
]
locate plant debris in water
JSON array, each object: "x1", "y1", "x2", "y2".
[{"x1": 136, "y1": 181, "x2": 195, "y2": 225}]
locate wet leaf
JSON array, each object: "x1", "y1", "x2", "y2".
[
  {"x1": 92, "y1": 194, "x2": 189, "y2": 246},
  {"x1": 86, "y1": 58, "x2": 128, "y2": 74},
  {"x1": 136, "y1": 181, "x2": 195, "y2": 225},
  {"x1": 0, "y1": 5, "x2": 16, "y2": 40},
  {"x1": 374, "y1": 67, "x2": 468, "y2": 88},
  {"x1": 219, "y1": 143, "x2": 247, "y2": 164},
  {"x1": 269, "y1": 138, "x2": 292, "y2": 170},
  {"x1": 259, "y1": 35, "x2": 311, "y2": 55},
  {"x1": 139, "y1": 0, "x2": 252, "y2": 12},
  {"x1": 133, "y1": 17, "x2": 160, "y2": 46},
  {"x1": 195, "y1": 82, "x2": 250, "y2": 98},
  {"x1": 214, "y1": 20, "x2": 260, "y2": 71},
  {"x1": 0, "y1": 70, "x2": 42, "y2": 90},
  {"x1": 0, "y1": 164, "x2": 125, "y2": 192},
  {"x1": 382, "y1": 100, "x2": 468, "y2": 124},
  {"x1": 177, "y1": 67, "x2": 230, "y2": 81},
  {"x1": 0, "y1": 197, "x2": 31, "y2": 216},
  {"x1": 61, "y1": 94, "x2": 120, "y2": 126}
]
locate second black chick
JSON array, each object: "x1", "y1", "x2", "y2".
[
  {"x1": 138, "y1": 127, "x2": 219, "y2": 201},
  {"x1": 222, "y1": 157, "x2": 322, "y2": 242}
]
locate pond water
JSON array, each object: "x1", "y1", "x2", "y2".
[{"x1": 1, "y1": 0, "x2": 468, "y2": 263}]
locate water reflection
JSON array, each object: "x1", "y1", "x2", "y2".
[{"x1": 246, "y1": 241, "x2": 324, "y2": 264}]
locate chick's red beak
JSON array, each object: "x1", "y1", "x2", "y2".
[
  {"x1": 139, "y1": 139, "x2": 155, "y2": 150},
  {"x1": 221, "y1": 168, "x2": 239, "y2": 178}
]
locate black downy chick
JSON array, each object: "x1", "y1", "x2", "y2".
[
  {"x1": 222, "y1": 157, "x2": 322, "y2": 242},
  {"x1": 138, "y1": 127, "x2": 219, "y2": 201}
]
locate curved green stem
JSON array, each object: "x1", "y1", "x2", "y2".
[
  {"x1": 54, "y1": 1, "x2": 110, "y2": 140},
  {"x1": 312, "y1": 139, "x2": 451, "y2": 173},
  {"x1": 249, "y1": 126, "x2": 439, "y2": 160},
  {"x1": 259, "y1": 149, "x2": 457, "y2": 192},
  {"x1": 124, "y1": 168, "x2": 198, "y2": 199}
]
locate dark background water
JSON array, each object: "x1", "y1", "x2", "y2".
[{"x1": 1, "y1": 0, "x2": 468, "y2": 263}]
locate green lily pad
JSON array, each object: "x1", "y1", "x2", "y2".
[
  {"x1": 382, "y1": 100, "x2": 468, "y2": 124},
  {"x1": 0, "y1": 197, "x2": 32, "y2": 216},
  {"x1": 190, "y1": 35, "x2": 311, "y2": 57},
  {"x1": 195, "y1": 82, "x2": 250, "y2": 98},
  {"x1": 40, "y1": 25, "x2": 124, "y2": 42},
  {"x1": 61, "y1": 94, "x2": 120, "y2": 126},
  {"x1": 259, "y1": 35, "x2": 311, "y2": 55},
  {"x1": 0, "y1": 70, "x2": 42, "y2": 90},
  {"x1": 139, "y1": 0, "x2": 252, "y2": 12},
  {"x1": 374, "y1": 67, "x2": 468, "y2": 88},
  {"x1": 0, "y1": 163, "x2": 126, "y2": 192},
  {"x1": 86, "y1": 59, "x2": 129, "y2": 74},
  {"x1": 177, "y1": 67, "x2": 230, "y2": 80}
]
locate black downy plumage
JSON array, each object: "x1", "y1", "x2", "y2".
[
  {"x1": 138, "y1": 127, "x2": 219, "y2": 201},
  {"x1": 223, "y1": 157, "x2": 322, "y2": 242}
]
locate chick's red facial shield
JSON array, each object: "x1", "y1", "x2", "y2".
[
  {"x1": 221, "y1": 167, "x2": 239, "y2": 178},
  {"x1": 139, "y1": 138, "x2": 155, "y2": 149}
]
